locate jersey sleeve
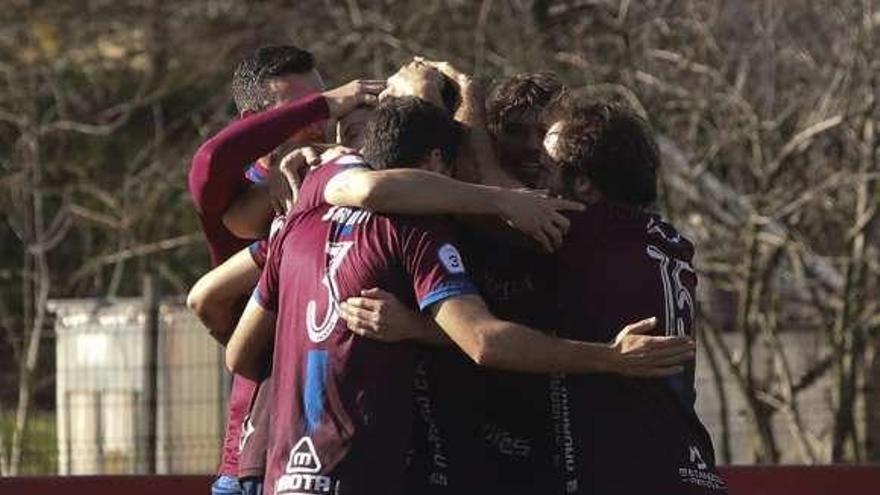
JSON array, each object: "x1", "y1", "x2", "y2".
[
  {"x1": 249, "y1": 214, "x2": 288, "y2": 269},
  {"x1": 290, "y1": 154, "x2": 370, "y2": 216},
  {"x1": 396, "y1": 218, "x2": 479, "y2": 310},
  {"x1": 245, "y1": 162, "x2": 270, "y2": 184},
  {"x1": 249, "y1": 239, "x2": 269, "y2": 269},
  {"x1": 188, "y1": 93, "x2": 329, "y2": 216}
]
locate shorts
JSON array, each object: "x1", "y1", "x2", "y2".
[
  {"x1": 239, "y1": 476, "x2": 264, "y2": 495},
  {"x1": 211, "y1": 475, "x2": 242, "y2": 495}
]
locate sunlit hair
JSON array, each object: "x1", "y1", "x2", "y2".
[
  {"x1": 486, "y1": 71, "x2": 565, "y2": 136},
  {"x1": 231, "y1": 45, "x2": 316, "y2": 113},
  {"x1": 552, "y1": 99, "x2": 659, "y2": 206}
]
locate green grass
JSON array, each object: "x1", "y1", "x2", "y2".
[{"x1": 0, "y1": 410, "x2": 58, "y2": 475}]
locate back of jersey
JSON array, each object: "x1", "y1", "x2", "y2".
[
  {"x1": 258, "y1": 158, "x2": 477, "y2": 495},
  {"x1": 553, "y1": 202, "x2": 726, "y2": 495}
]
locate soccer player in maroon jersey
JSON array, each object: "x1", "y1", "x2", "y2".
[
  {"x1": 370, "y1": 63, "x2": 572, "y2": 495},
  {"x1": 226, "y1": 96, "x2": 695, "y2": 495},
  {"x1": 541, "y1": 100, "x2": 727, "y2": 494},
  {"x1": 189, "y1": 61, "x2": 579, "y2": 495},
  {"x1": 187, "y1": 43, "x2": 384, "y2": 495}
]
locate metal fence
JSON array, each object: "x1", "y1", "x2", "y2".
[
  {"x1": 2, "y1": 295, "x2": 878, "y2": 475},
  {"x1": 49, "y1": 296, "x2": 226, "y2": 475}
]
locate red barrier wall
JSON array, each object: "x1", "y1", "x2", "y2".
[{"x1": 2, "y1": 467, "x2": 880, "y2": 494}]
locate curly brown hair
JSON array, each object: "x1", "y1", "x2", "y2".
[
  {"x1": 552, "y1": 100, "x2": 659, "y2": 205},
  {"x1": 485, "y1": 72, "x2": 565, "y2": 136}
]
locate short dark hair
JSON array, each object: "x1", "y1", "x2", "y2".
[
  {"x1": 231, "y1": 45, "x2": 316, "y2": 113},
  {"x1": 486, "y1": 72, "x2": 564, "y2": 136},
  {"x1": 553, "y1": 100, "x2": 659, "y2": 205},
  {"x1": 362, "y1": 96, "x2": 461, "y2": 170}
]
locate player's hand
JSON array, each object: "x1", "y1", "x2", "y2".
[
  {"x1": 320, "y1": 145, "x2": 357, "y2": 164},
  {"x1": 271, "y1": 146, "x2": 321, "y2": 213},
  {"x1": 607, "y1": 317, "x2": 696, "y2": 377},
  {"x1": 380, "y1": 60, "x2": 445, "y2": 107},
  {"x1": 417, "y1": 57, "x2": 473, "y2": 92},
  {"x1": 323, "y1": 79, "x2": 386, "y2": 118},
  {"x1": 340, "y1": 288, "x2": 429, "y2": 342},
  {"x1": 494, "y1": 188, "x2": 584, "y2": 252},
  {"x1": 418, "y1": 57, "x2": 484, "y2": 123}
]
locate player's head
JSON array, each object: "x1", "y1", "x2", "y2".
[
  {"x1": 544, "y1": 99, "x2": 659, "y2": 206},
  {"x1": 231, "y1": 45, "x2": 325, "y2": 116},
  {"x1": 362, "y1": 96, "x2": 461, "y2": 174},
  {"x1": 233, "y1": 45, "x2": 327, "y2": 150},
  {"x1": 381, "y1": 60, "x2": 459, "y2": 116},
  {"x1": 486, "y1": 72, "x2": 565, "y2": 188}
]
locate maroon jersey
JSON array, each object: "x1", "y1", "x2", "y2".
[
  {"x1": 189, "y1": 93, "x2": 328, "y2": 265},
  {"x1": 256, "y1": 159, "x2": 478, "y2": 495},
  {"x1": 188, "y1": 92, "x2": 328, "y2": 476},
  {"x1": 238, "y1": 215, "x2": 287, "y2": 479},
  {"x1": 406, "y1": 228, "x2": 559, "y2": 495},
  {"x1": 553, "y1": 202, "x2": 726, "y2": 495}
]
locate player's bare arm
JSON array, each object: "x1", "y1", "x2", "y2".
[
  {"x1": 340, "y1": 288, "x2": 450, "y2": 345},
  {"x1": 323, "y1": 166, "x2": 582, "y2": 251},
  {"x1": 341, "y1": 290, "x2": 695, "y2": 375},
  {"x1": 226, "y1": 296, "x2": 275, "y2": 381},
  {"x1": 429, "y1": 294, "x2": 694, "y2": 376},
  {"x1": 187, "y1": 247, "x2": 262, "y2": 345}
]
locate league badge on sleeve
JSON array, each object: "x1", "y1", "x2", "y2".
[{"x1": 438, "y1": 244, "x2": 466, "y2": 274}]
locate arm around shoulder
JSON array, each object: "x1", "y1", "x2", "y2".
[{"x1": 430, "y1": 294, "x2": 615, "y2": 373}]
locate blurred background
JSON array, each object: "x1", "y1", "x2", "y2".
[{"x1": 1, "y1": 0, "x2": 878, "y2": 476}]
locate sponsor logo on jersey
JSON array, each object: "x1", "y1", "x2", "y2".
[
  {"x1": 550, "y1": 374, "x2": 579, "y2": 494},
  {"x1": 678, "y1": 444, "x2": 727, "y2": 490},
  {"x1": 481, "y1": 423, "x2": 532, "y2": 457},
  {"x1": 412, "y1": 361, "x2": 449, "y2": 486},
  {"x1": 438, "y1": 244, "x2": 465, "y2": 274},
  {"x1": 286, "y1": 437, "x2": 321, "y2": 473},
  {"x1": 276, "y1": 437, "x2": 338, "y2": 494}
]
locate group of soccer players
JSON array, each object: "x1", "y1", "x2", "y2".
[{"x1": 186, "y1": 44, "x2": 728, "y2": 495}]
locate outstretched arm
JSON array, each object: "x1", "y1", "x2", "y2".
[
  {"x1": 324, "y1": 167, "x2": 582, "y2": 251},
  {"x1": 189, "y1": 93, "x2": 330, "y2": 218},
  {"x1": 430, "y1": 295, "x2": 694, "y2": 376},
  {"x1": 189, "y1": 80, "x2": 385, "y2": 237}
]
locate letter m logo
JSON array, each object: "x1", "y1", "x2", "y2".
[{"x1": 286, "y1": 436, "x2": 322, "y2": 474}]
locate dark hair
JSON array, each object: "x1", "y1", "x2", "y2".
[
  {"x1": 231, "y1": 45, "x2": 316, "y2": 113},
  {"x1": 362, "y1": 96, "x2": 461, "y2": 170},
  {"x1": 553, "y1": 100, "x2": 659, "y2": 205},
  {"x1": 439, "y1": 74, "x2": 460, "y2": 115},
  {"x1": 486, "y1": 72, "x2": 565, "y2": 136}
]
